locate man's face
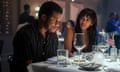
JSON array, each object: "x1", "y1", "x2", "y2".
[{"x1": 47, "y1": 12, "x2": 62, "y2": 32}]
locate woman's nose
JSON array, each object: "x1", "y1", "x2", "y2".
[{"x1": 82, "y1": 20, "x2": 86, "y2": 24}]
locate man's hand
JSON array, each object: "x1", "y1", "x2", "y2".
[{"x1": 48, "y1": 21, "x2": 60, "y2": 33}]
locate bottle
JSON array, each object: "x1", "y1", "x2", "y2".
[
  {"x1": 110, "y1": 45, "x2": 117, "y2": 61},
  {"x1": 110, "y1": 32, "x2": 117, "y2": 61}
]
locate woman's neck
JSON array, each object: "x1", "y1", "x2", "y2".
[{"x1": 82, "y1": 31, "x2": 89, "y2": 48}]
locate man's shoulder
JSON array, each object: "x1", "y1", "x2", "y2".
[
  {"x1": 19, "y1": 12, "x2": 27, "y2": 17},
  {"x1": 17, "y1": 24, "x2": 36, "y2": 34}
]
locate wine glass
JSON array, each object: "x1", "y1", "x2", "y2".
[
  {"x1": 73, "y1": 33, "x2": 86, "y2": 54},
  {"x1": 97, "y1": 32, "x2": 110, "y2": 57},
  {"x1": 73, "y1": 33, "x2": 86, "y2": 64}
]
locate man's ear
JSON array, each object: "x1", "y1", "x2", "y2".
[{"x1": 41, "y1": 14, "x2": 47, "y2": 21}]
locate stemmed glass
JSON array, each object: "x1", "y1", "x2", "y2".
[
  {"x1": 73, "y1": 33, "x2": 86, "y2": 64},
  {"x1": 73, "y1": 33, "x2": 86, "y2": 55},
  {"x1": 97, "y1": 32, "x2": 110, "y2": 57}
]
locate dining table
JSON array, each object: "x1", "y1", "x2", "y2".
[{"x1": 27, "y1": 55, "x2": 120, "y2": 72}]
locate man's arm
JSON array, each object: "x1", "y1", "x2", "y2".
[{"x1": 13, "y1": 29, "x2": 33, "y2": 65}]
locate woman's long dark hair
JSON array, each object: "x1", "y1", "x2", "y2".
[{"x1": 75, "y1": 8, "x2": 97, "y2": 52}]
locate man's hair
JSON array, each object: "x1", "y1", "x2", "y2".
[{"x1": 38, "y1": 1, "x2": 63, "y2": 19}]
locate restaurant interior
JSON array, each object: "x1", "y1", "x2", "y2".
[{"x1": 0, "y1": 0, "x2": 120, "y2": 72}]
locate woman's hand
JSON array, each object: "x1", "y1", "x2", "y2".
[{"x1": 69, "y1": 52, "x2": 74, "y2": 57}]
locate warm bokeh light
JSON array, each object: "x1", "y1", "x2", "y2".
[
  {"x1": 35, "y1": 6, "x2": 40, "y2": 11},
  {"x1": 35, "y1": 13, "x2": 39, "y2": 18},
  {"x1": 72, "y1": 0, "x2": 75, "y2": 2}
]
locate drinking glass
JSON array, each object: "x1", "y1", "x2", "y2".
[
  {"x1": 57, "y1": 49, "x2": 68, "y2": 67},
  {"x1": 97, "y1": 32, "x2": 110, "y2": 57},
  {"x1": 72, "y1": 52, "x2": 80, "y2": 65}
]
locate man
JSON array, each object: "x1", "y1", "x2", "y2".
[
  {"x1": 19, "y1": 4, "x2": 35, "y2": 24},
  {"x1": 105, "y1": 12, "x2": 118, "y2": 32},
  {"x1": 105, "y1": 12, "x2": 120, "y2": 54},
  {"x1": 13, "y1": 1, "x2": 63, "y2": 72}
]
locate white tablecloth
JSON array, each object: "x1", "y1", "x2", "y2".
[{"x1": 27, "y1": 58, "x2": 120, "y2": 72}]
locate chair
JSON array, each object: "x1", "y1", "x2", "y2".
[
  {"x1": 0, "y1": 40, "x2": 4, "y2": 72},
  {"x1": 0, "y1": 40, "x2": 4, "y2": 56},
  {"x1": 16, "y1": 23, "x2": 28, "y2": 32},
  {"x1": 8, "y1": 55, "x2": 14, "y2": 72}
]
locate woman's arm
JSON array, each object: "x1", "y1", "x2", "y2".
[{"x1": 64, "y1": 25, "x2": 74, "y2": 57}]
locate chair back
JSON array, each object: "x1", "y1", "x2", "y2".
[
  {"x1": 0, "y1": 40, "x2": 4, "y2": 72},
  {"x1": 0, "y1": 40, "x2": 4, "y2": 55},
  {"x1": 8, "y1": 55, "x2": 14, "y2": 72}
]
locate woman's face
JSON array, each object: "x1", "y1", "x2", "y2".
[{"x1": 80, "y1": 16, "x2": 92, "y2": 31}]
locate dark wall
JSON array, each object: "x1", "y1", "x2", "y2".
[
  {"x1": 107, "y1": 0, "x2": 120, "y2": 15},
  {"x1": 0, "y1": 0, "x2": 18, "y2": 72},
  {"x1": 0, "y1": 35, "x2": 13, "y2": 55},
  {"x1": 0, "y1": 0, "x2": 18, "y2": 55}
]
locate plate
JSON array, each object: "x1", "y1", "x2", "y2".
[{"x1": 79, "y1": 63, "x2": 101, "y2": 71}]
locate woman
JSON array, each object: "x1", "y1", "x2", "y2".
[{"x1": 64, "y1": 8, "x2": 97, "y2": 57}]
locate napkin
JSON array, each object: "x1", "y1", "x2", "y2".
[
  {"x1": 106, "y1": 68, "x2": 120, "y2": 72},
  {"x1": 27, "y1": 64, "x2": 34, "y2": 72},
  {"x1": 103, "y1": 62, "x2": 120, "y2": 72},
  {"x1": 47, "y1": 56, "x2": 57, "y2": 64}
]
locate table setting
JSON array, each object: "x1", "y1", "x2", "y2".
[
  {"x1": 27, "y1": 48, "x2": 120, "y2": 72},
  {"x1": 27, "y1": 32, "x2": 120, "y2": 72}
]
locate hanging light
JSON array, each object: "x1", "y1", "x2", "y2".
[
  {"x1": 35, "y1": 13, "x2": 39, "y2": 18},
  {"x1": 35, "y1": 6, "x2": 40, "y2": 18},
  {"x1": 35, "y1": 6, "x2": 40, "y2": 11},
  {"x1": 72, "y1": 0, "x2": 75, "y2": 2}
]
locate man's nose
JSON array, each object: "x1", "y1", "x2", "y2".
[{"x1": 56, "y1": 23, "x2": 60, "y2": 27}]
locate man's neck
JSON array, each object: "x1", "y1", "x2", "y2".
[{"x1": 39, "y1": 27, "x2": 47, "y2": 38}]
